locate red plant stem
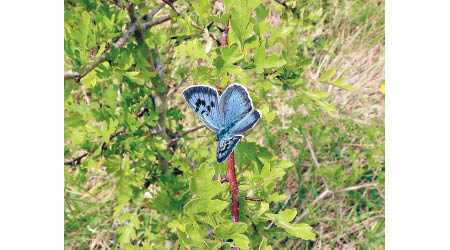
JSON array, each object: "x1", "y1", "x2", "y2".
[{"x1": 227, "y1": 151, "x2": 239, "y2": 223}]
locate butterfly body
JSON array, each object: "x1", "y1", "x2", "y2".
[{"x1": 183, "y1": 83, "x2": 262, "y2": 163}]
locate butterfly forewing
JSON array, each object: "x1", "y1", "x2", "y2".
[
  {"x1": 227, "y1": 109, "x2": 262, "y2": 135},
  {"x1": 183, "y1": 85, "x2": 222, "y2": 132},
  {"x1": 219, "y1": 84, "x2": 253, "y2": 126},
  {"x1": 217, "y1": 135, "x2": 243, "y2": 164}
]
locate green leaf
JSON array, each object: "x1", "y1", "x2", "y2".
[
  {"x1": 266, "y1": 208, "x2": 316, "y2": 240},
  {"x1": 175, "y1": 40, "x2": 208, "y2": 59},
  {"x1": 268, "y1": 193, "x2": 287, "y2": 202},
  {"x1": 322, "y1": 77, "x2": 354, "y2": 91},
  {"x1": 186, "y1": 223, "x2": 203, "y2": 244},
  {"x1": 81, "y1": 70, "x2": 97, "y2": 88},
  {"x1": 248, "y1": 0, "x2": 265, "y2": 10},
  {"x1": 275, "y1": 160, "x2": 294, "y2": 169},
  {"x1": 302, "y1": 90, "x2": 331, "y2": 100},
  {"x1": 191, "y1": 0, "x2": 212, "y2": 19},
  {"x1": 231, "y1": 234, "x2": 250, "y2": 249},
  {"x1": 264, "y1": 54, "x2": 286, "y2": 68},
  {"x1": 222, "y1": 46, "x2": 243, "y2": 65},
  {"x1": 254, "y1": 45, "x2": 265, "y2": 73},
  {"x1": 230, "y1": 222, "x2": 247, "y2": 234},
  {"x1": 318, "y1": 69, "x2": 336, "y2": 81},
  {"x1": 189, "y1": 163, "x2": 223, "y2": 199},
  {"x1": 214, "y1": 225, "x2": 231, "y2": 239},
  {"x1": 315, "y1": 100, "x2": 336, "y2": 116},
  {"x1": 80, "y1": 12, "x2": 90, "y2": 47},
  {"x1": 259, "y1": 237, "x2": 273, "y2": 250}
]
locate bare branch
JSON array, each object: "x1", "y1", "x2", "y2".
[
  {"x1": 146, "y1": 2, "x2": 166, "y2": 20},
  {"x1": 177, "y1": 125, "x2": 205, "y2": 138},
  {"x1": 166, "y1": 125, "x2": 206, "y2": 148},
  {"x1": 162, "y1": 0, "x2": 185, "y2": 18},
  {"x1": 64, "y1": 70, "x2": 80, "y2": 80},
  {"x1": 140, "y1": 15, "x2": 171, "y2": 30}
]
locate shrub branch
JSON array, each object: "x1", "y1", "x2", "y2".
[{"x1": 64, "y1": 3, "x2": 172, "y2": 81}]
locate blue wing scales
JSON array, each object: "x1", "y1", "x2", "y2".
[
  {"x1": 216, "y1": 135, "x2": 243, "y2": 164},
  {"x1": 219, "y1": 83, "x2": 253, "y2": 126},
  {"x1": 227, "y1": 109, "x2": 262, "y2": 135},
  {"x1": 183, "y1": 85, "x2": 222, "y2": 132}
]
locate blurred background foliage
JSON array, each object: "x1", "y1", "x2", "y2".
[{"x1": 64, "y1": 0, "x2": 384, "y2": 249}]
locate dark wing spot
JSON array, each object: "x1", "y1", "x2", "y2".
[
  {"x1": 195, "y1": 99, "x2": 201, "y2": 107},
  {"x1": 201, "y1": 100, "x2": 206, "y2": 106},
  {"x1": 201, "y1": 110, "x2": 205, "y2": 115},
  {"x1": 195, "y1": 107, "x2": 199, "y2": 112},
  {"x1": 211, "y1": 101, "x2": 215, "y2": 108},
  {"x1": 207, "y1": 105, "x2": 211, "y2": 112}
]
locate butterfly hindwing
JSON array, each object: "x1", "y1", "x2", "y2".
[
  {"x1": 183, "y1": 85, "x2": 222, "y2": 132},
  {"x1": 219, "y1": 83, "x2": 253, "y2": 126},
  {"x1": 217, "y1": 135, "x2": 243, "y2": 164},
  {"x1": 228, "y1": 109, "x2": 262, "y2": 135}
]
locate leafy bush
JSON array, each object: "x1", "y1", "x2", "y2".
[{"x1": 65, "y1": 0, "x2": 384, "y2": 249}]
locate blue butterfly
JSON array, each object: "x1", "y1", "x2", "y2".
[{"x1": 183, "y1": 83, "x2": 262, "y2": 163}]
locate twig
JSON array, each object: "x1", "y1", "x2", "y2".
[
  {"x1": 145, "y1": 2, "x2": 167, "y2": 21},
  {"x1": 244, "y1": 197, "x2": 266, "y2": 202},
  {"x1": 166, "y1": 125, "x2": 206, "y2": 147},
  {"x1": 161, "y1": 0, "x2": 221, "y2": 45},
  {"x1": 177, "y1": 125, "x2": 205, "y2": 138},
  {"x1": 167, "y1": 77, "x2": 187, "y2": 99},
  {"x1": 220, "y1": 177, "x2": 228, "y2": 183},
  {"x1": 227, "y1": 151, "x2": 239, "y2": 223},
  {"x1": 274, "y1": 0, "x2": 300, "y2": 18}
]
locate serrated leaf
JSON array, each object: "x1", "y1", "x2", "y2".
[{"x1": 189, "y1": 164, "x2": 223, "y2": 198}]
